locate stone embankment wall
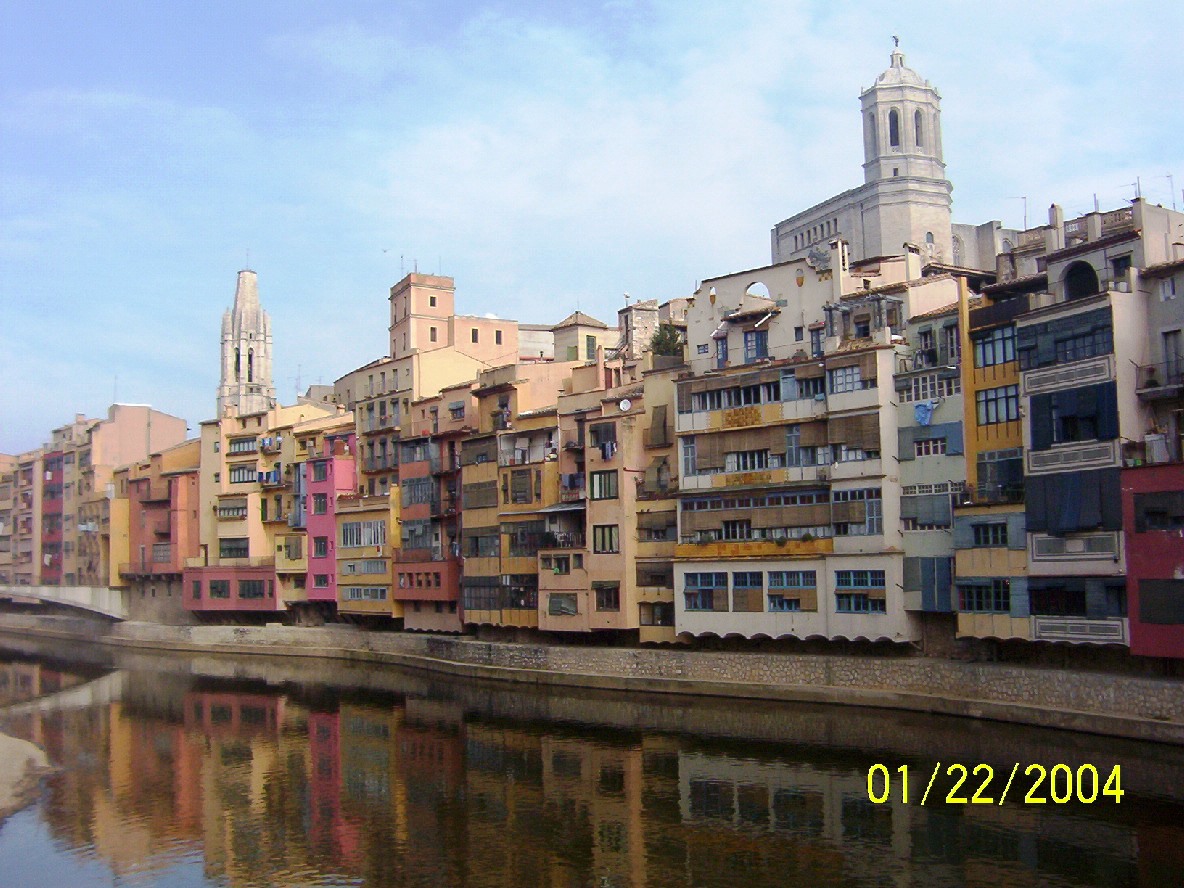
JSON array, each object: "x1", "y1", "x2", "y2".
[{"x1": 4, "y1": 616, "x2": 1184, "y2": 743}]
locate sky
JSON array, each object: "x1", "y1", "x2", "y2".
[{"x1": 2, "y1": 0, "x2": 1182, "y2": 454}]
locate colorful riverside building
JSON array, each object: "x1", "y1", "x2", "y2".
[
  {"x1": 539, "y1": 351, "x2": 682, "y2": 642},
  {"x1": 115, "y1": 439, "x2": 202, "y2": 623},
  {"x1": 955, "y1": 198, "x2": 1184, "y2": 651},
  {"x1": 185, "y1": 402, "x2": 340, "y2": 620},
  {"x1": 1121, "y1": 240, "x2": 1184, "y2": 657},
  {"x1": 290, "y1": 417, "x2": 356, "y2": 623},
  {"x1": 389, "y1": 381, "x2": 475, "y2": 633},
  {"x1": 672, "y1": 240, "x2": 966, "y2": 643},
  {"x1": 459, "y1": 361, "x2": 580, "y2": 632}
]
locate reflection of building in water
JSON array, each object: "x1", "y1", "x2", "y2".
[
  {"x1": 395, "y1": 699, "x2": 466, "y2": 882},
  {"x1": 677, "y1": 751, "x2": 1144, "y2": 886},
  {"x1": 0, "y1": 661, "x2": 79, "y2": 706},
  {"x1": 540, "y1": 735, "x2": 678, "y2": 888}
]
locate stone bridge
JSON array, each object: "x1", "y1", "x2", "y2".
[{"x1": 0, "y1": 584, "x2": 126, "y2": 620}]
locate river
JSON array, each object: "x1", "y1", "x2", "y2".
[{"x1": 0, "y1": 637, "x2": 1180, "y2": 887}]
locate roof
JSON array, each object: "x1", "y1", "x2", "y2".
[
  {"x1": 981, "y1": 272, "x2": 1047, "y2": 295},
  {"x1": 908, "y1": 301, "x2": 959, "y2": 322},
  {"x1": 553, "y1": 311, "x2": 608, "y2": 330},
  {"x1": 1142, "y1": 257, "x2": 1184, "y2": 279},
  {"x1": 1045, "y1": 230, "x2": 1139, "y2": 264}
]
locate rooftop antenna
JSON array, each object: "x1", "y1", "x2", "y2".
[
  {"x1": 1007, "y1": 196, "x2": 1028, "y2": 230},
  {"x1": 1157, "y1": 173, "x2": 1177, "y2": 210},
  {"x1": 1122, "y1": 179, "x2": 1142, "y2": 201}
]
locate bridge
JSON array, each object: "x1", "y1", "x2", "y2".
[
  {"x1": 0, "y1": 671, "x2": 125, "y2": 720},
  {"x1": 0, "y1": 584, "x2": 127, "y2": 620}
]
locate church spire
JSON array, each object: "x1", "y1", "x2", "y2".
[{"x1": 217, "y1": 269, "x2": 276, "y2": 416}]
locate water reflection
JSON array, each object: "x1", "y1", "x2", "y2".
[{"x1": 0, "y1": 644, "x2": 1180, "y2": 887}]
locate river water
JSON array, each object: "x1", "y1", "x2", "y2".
[{"x1": 0, "y1": 638, "x2": 1181, "y2": 888}]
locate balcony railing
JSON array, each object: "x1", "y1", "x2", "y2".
[
  {"x1": 1135, "y1": 360, "x2": 1184, "y2": 397},
  {"x1": 258, "y1": 435, "x2": 283, "y2": 454},
  {"x1": 364, "y1": 455, "x2": 396, "y2": 473},
  {"x1": 954, "y1": 481, "x2": 1025, "y2": 507},
  {"x1": 258, "y1": 468, "x2": 284, "y2": 487},
  {"x1": 539, "y1": 531, "x2": 585, "y2": 550}
]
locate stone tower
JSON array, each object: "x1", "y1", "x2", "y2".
[
  {"x1": 858, "y1": 46, "x2": 953, "y2": 261},
  {"x1": 217, "y1": 269, "x2": 276, "y2": 416}
]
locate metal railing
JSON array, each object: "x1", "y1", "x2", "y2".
[{"x1": 1136, "y1": 360, "x2": 1184, "y2": 391}]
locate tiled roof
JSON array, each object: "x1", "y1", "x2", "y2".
[
  {"x1": 1142, "y1": 257, "x2": 1184, "y2": 278},
  {"x1": 908, "y1": 301, "x2": 959, "y2": 322},
  {"x1": 981, "y1": 272, "x2": 1047, "y2": 294}
]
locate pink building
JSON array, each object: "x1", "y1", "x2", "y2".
[{"x1": 305, "y1": 432, "x2": 356, "y2": 611}]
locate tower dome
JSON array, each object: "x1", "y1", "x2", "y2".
[{"x1": 860, "y1": 44, "x2": 946, "y2": 185}]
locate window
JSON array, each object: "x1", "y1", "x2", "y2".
[
  {"x1": 768, "y1": 596, "x2": 801, "y2": 612},
  {"x1": 341, "y1": 520, "x2": 386, "y2": 548},
  {"x1": 888, "y1": 109, "x2": 900, "y2": 147},
  {"x1": 972, "y1": 327, "x2": 1016, "y2": 368},
  {"x1": 976, "y1": 385, "x2": 1019, "y2": 425},
  {"x1": 900, "y1": 373, "x2": 960, "y2": 402},
  {"x1": 471, "y1": 328, "x2": 479, "y2": 343},
  {"x1": 312, "y1": 493, "x2": 328, "y2": 514},
  {"x1": 343, "y1": 586, "x2": 387, "y2": 601},
  {"x1": 586, "y1": 334, "x2": 597, "y2": 360},
  {"x1": 854, "y1": 318, "x2": 871, "y2": 338},
  {"x1": 725, "y1": 450, "x2": 769, "y2": 472},
  {"x1": 684, "y1": 572, "x2": 726, "y2": 611},
  {"x1": 191, "y1": 580, "x2": 202, "y2": 600},
  {"x1": 239, "y1": 580, "x2": 265, "y2": 599},
  {"x1": 959, "y1": 579, "x2": 1010, "y2": 613},
  {"x1": 313, "y1": 574, "x2": 331, "y2": 588},
  {"x1": 1052, "y1": 327, "x2": 1114, "y2": 365},
  {"x1": 209, "y1": 580, "x2": 230, "y2": 599},
  {"x1": 682, "y1": 437, "x2": 697, "y2": 477},
  {"x1": 429, "y1": 326, "x2": 438, "y2": 342},
  {"x1": 228, "y1": 436, "x2": 257, "y2": 454},
  {"x1": 715, "y1": 336, "x2": 728, "y2": 369},
  {"x1": 595, "y1": 584, "x2": 620, "y2": 611},
  {"x1": 496, "y1": 329, "x2": 503, "y2": 345},
  {"x1": 835, "y1": 594, "x2": 887, "y2": 613},
  {"x1": 428, "y1": 295, "x2": 436, "y2": 307},
  {"x1": 590, "y1": 470, "x2": 618, "y2": 500},
  {"x1": 731, "y1": 571, "x2": 763, "y2": 612},
  {"x1": 312, "y1": 462, "x2": 328, "y2": 482},
  {"x1": 744, "y1": 329, "x2": 769, "y2": 362},
  {"x1": 548, "y1": 593, "x2": 578, "y2": 616},
  {"x1": 219, "y1": 538, "x2": 248, "y2": 559},
  {"x1": 722, "y1": 520, "x2": 752, "y2": 540},
  {"x1": 829, "y1": 366, "x2": 869, "y2": 394},
  {"x1": 914, "y1": 109, "x2": 923, "y2": 147},
  {"x1": 914, "y1": 438, "x2": 947, "y2": 457},
  {"x1": 810, "y1": 327, "x2": 824, "y2": 357},
  {"x1": 795, "y1": 326, "x2": 804, "y2": 341},
  {"x1": 835, "y1": 569, "x2": 886, "y2": 588},
  {"x1": 313, "y1": 536, "x2": 329, "y2": 558},
  {"x1": 592, "y1": 525, "x2": 619, "y2": 554},
  {"x1": 229, "y1": 465, "x2": 255, "y2": 484}
]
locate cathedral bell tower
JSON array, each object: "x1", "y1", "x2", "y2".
[
  {"x1": 861, "y1": 45, "x2": 946, "y2": 183},
  {"x1": 217, "y1": 269, "x2": 276, "y2": 416}
]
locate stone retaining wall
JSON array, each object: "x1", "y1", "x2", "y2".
[{"x1": 4, "y1": 616, "x2": 1183, "y2": 743}]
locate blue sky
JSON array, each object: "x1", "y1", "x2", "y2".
[{"x1": 2, "y1": 0, "x2": 1181, "y2": 454}]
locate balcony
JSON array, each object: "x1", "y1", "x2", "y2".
[
  {"x1": 538, "y1": 531, "x2": 585, "y2": 550},
  {"x1": 1031, "y1": 616, "x2": 1128, "y2": 645},
  {"x1": 430, "y1": 454, "x2": 461, "y2": 475},
  {"x1": 954, "y1": 481, "x2": 1024, "y2": 507},
  {"x1": 216, "y1": 504, "x2": 248, "y2": 520},
  {"x1": 258, "y1": 467, "x2": 284, "y2": 488},
  {"x1": 258, "y1": 435, "x2": 283, "y2": 454},
  {"x1": 138, "y1": 480, "x2": 171, "y2": 503},
  {"x1": 1135, "y1": 360, "x2": 1184, "y2": 401},
  {"x1": 287, "y1": 510, "x2": 307, "y2": 529},
  {"x1": 364, "y1": 455, "x2": 396, "y2": 473}
]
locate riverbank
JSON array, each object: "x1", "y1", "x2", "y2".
[{"x1": 3, "y1": 613, "x2": 1184, "y2": 743}]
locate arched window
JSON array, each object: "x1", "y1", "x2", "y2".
[
  {"x1": 234, "y1": 348, "x2": 240, "y2": 381},
  {"x1": 868, "y1": 112, "x2": 878, "y2": 156},
  {"x1": 914, "y1": 110, "x2": 923, "y2": 147},
  {"x1": 1064, "y1": 261, "x2": 1100, "y2": 300},
  {"x1": 925, "y1": 231, "x2": 935, "y2": 245},
  {"x1": 889, "y1": 109, "x2": 900, "y2": 148},
  {"x1": 248, "y1": 348, "x2": 254, "y2": 382}
]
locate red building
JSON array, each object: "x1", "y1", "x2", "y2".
[{"x1": 1122, "y1": 463, "x2": 1184, "y2": 658}]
